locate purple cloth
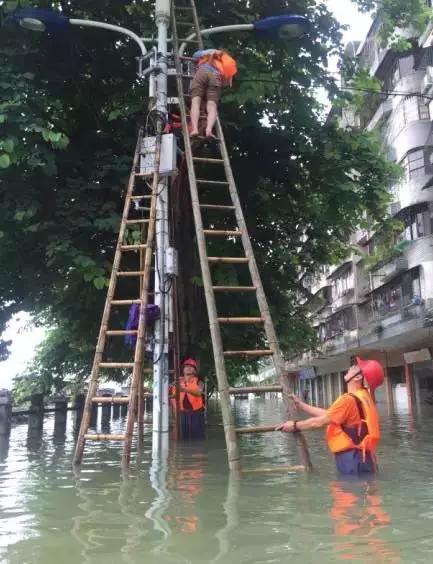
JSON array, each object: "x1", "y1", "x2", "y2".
[{"x1": 124, "y1": 304, "x2": 160, "y2": 346}]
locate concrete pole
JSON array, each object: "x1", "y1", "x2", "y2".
[{"x1": 152, "y1": 0, "x2": 170, "y2": 458}]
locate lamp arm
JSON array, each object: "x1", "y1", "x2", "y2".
[
  {"x1": 178, "y1": 23, "x2": 254, "y2": 56},
  {"x1": 70, "y1": 19, "x2": 147, "y2": 56}
]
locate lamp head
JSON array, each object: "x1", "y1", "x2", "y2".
[
  {"x1": 254, "y1": 14, "x2": 310, "y2": 40},
  {"x1": 7, "y1": 8, "x2": 70, "y2": 34}
]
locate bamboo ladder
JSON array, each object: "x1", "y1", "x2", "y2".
[
  {"x1": 73, "y1": 128, "x2": 161, "y2": 467},
  {"x1": 171, "y1": 0, "x2": 312, "y2": 471}
]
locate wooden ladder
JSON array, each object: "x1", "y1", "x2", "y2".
[
  {"x1": 73, "y1": 128, "x2": 161, "y2": 467},
  {"x1": 171, "y1": 0, "x2": 312, "y2": 471}
]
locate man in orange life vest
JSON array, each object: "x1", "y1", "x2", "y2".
[
  {"x1": 190, "y1": 49, "x2": 237, "y2": 139},
  {"x1": 276, "y1": 358, "x2": 384, "y2": 476},
  {"x1": 171, "y1": 358, "x2": 205, "y2": 439}
]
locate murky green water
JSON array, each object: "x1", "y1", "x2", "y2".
[{"x1": 1, "y1": 398, "x2": 432, "y2": 563}]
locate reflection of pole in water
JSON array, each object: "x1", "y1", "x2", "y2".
[
  {"x1": 145, "y1": 446, "x2": 172, "y2": 539},
  {"x1": 212, "y1": 471, "x2": 240, "y2": 563}
]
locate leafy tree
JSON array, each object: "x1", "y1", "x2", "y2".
[{"x1": 0, "y1": 0, "x2": 400, "y2": 398}]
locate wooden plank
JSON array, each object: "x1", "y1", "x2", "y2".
[
  {"x1": 224, "y1": 350, "x2": 273, "y2": 357},
  {"x1": 106, "y1": 330, "x2": 138, "y2": 336},
  {"x1": 197, "y1": 179, "x2": 229, "y2": 185},
  {"x1": 208, "y1": 257, "x2": 249, "y2": 264},
  {"x1": 120, "y1": 245, "x2": 148, "y2": 251},
  {"x1": 229, "y1": 385, "x2": 283, "y2": 395},
  {"x1": 235, "y1": 425, "x2": 276, "y2": 434},
  {"x1": 200, "y1": 204, "x2": 235, "y2": 211},
  {"x1": 193, "y1": 157, "x2": 224, "y2": 164},
  {"x1": 91, "y1": 396, "x2": 129, "y2": 404},
  {"x1": 116, "y1": 271, "x2": 145, "y2": 277},
  {"x1": 204, "y1": 230, "x2": 241, "y2": 237},
  {"x1": 125, "y1": 219, "x2": 150, "y2": 224},
  {"x1": 213, "y1": 286, "x2": 256, "y2": 292},
  {"x1": 84, "y1": 434, "x2": 127, "y2": 441},
  {"x1": 241, "y1": 465, "x2": 305, "y2": 474},
  {"x1": 130, "y1": 195, "x2": 152, "y2": 201},
  {"x1": 218, "y1": 317, "x2": 264, "y2": 324},
  {"x1": 99, "y1": 362, "x2": 134, "y2": 368}
]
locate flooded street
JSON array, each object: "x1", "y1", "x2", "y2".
[{"x1": 1, "y1": 397, "x2": 433, "y2": 563}]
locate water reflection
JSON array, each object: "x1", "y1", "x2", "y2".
[
  {"x1": 329, "y1": 480, "x2": 400, "y2": 562},
  {"x1": 1, "y1": 403, "x2": 433, "y2": 563}
]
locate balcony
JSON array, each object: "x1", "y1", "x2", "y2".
[
  {"x1": 369, "y1": 255, "x2": 409, "y2": 291},
  {"x1": 332, "y1": 288, "x2": 355, "y2": 312},
  {"x1": 321, "y1": 329, "x2": 359, "y2": 355}
]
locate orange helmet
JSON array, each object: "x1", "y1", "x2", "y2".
[
  {"x1": 183, "y1": 358, "x2": 197, "y2": 370},
  {"x1": 356, "y1": 357, "x2": 384, "y2": 390}
]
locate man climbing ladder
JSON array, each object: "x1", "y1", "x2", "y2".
[
  {"x1": 189, "y1": 48, "x2": 237, "y2": 139},
  {"x1": 172, "y1": 0, "x2": 312, "y2": 471}
]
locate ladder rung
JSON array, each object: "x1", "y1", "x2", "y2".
[
  {"x1": 106, "y1": 330, "x2": 138, "y2": 336},
  {"x1": 134, "y1": 172, "x2": 153, "y2": 178},
  {"x1": 229, "y1": 386, "x2": 283, "y2": 395},
  {"x1": 235, "y1": 425, "x2": 276, "y2": 435},
  {"x1": 176, "y1": 21, "x2": 193, "y2": 26},
  {"x1": 130, "y1": 195, "x2": 152, "y2": 201},
  {"x1": 99, "y1": 362, "x2": 135, "y2": 368},
  {"x1": 213, "y1": 286, "x2": 257, "y2": 292},
  {"x1": 200, "y1": 204, "x2": 235, "y2": 211},
  {"x1": 125, "y1": 219, "x2": 150, "y2": 225},
  {"x1": 197, "y1": 179, "x2": 229, "y2": 186},
  {"x1": 208, "y1": 257, "x2": 249, "y2": 264},
  {"x1": 91, "y1": 396, "x2": 130, "y2": 404},
  {"x1": 84, "y1": 434, "x2": 127, "y2": 441},
  {"x1": 223, "y1": 350, "x2": 274, "y2": 357},
  {"x1": 204, "y1": 230, "x2": 241, "y2": 237},
  {"x1": 193, "y1": 157, "x2": 224, "y2": 164},
  {"x1": 218, "y1": 317, "x2": 264, "y2": 324},
  {"x1": 116, "y1": 271, "x2": 145, "y2": 277},
  {"x1": 111, "y1": 300, "x2": 145, "y2": 305},
  {"x1": 120, "y1": 245, "x2": 148, "y2": 251}
]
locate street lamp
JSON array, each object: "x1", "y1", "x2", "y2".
[
  {"x1": 7, "y1": 8, "x2": 148, "y2": 56},
  {"x1": 179, "y1": 13, "x2": 310, "y2": 55}
]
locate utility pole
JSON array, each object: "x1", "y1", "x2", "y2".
[{"x1": 152, "y1": 0, "x2": 170, "y2": 457}]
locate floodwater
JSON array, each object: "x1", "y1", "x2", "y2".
[{"x1": 0, "y1": 398, "x2": 432, "y2": 564}]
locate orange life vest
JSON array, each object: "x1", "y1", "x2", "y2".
[
  {"x1": 179, "y1": 376, "x2": 204, "y2": 412},
  {"x1": 326, "y1": 389, "x2": 380, "y2": 455},
  {"x1": 198, "y1": 51, "x2": 237, "y2": 84}
]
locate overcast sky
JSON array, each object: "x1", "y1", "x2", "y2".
[{"x1": 0, "y1": 1, "x2": 373, "y2": 392}]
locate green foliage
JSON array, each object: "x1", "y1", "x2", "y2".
[
  {"x1": 352, "y1": 0, "x2": 432, "y2": 42},
  {"x1": 0, "y1": 0, "x2": 400, "y2": 396}
]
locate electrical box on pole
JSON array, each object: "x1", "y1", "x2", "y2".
[{"x1": 140, "y1": 134, "x2": 177, "y2": 177}]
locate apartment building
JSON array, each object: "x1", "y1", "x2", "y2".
[{"x1": 296, "y1": 17, "x2": 433, "y2": 415}]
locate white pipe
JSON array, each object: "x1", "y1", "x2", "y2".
[
  {"x1": 179, "y1": 23, "x2": 254, "y2": 56},
  {"x1": 70, "y1": 19, "x2": 147, "y2": 56}
]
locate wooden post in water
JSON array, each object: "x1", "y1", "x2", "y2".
[
  {"x1": 90, "y1": 403, "x2": 98, "y2": 428},
  {"x1": 112, "y1": 403, "x2": 120, "y2": 419},
  {"x1": 120, "y1": 403, "x2": 128, "y2": 418},
  {"x1": 0, "y1": 390, "x2": 12, "y2": 438},
  {"x1": 28, "y1": 393, "x2": 44, "y2": 432},
  {"x1": 54, "y1": 395, "x2": 68, "y2": 426}
]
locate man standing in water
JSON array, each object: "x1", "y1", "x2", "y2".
[{"x1": 276, "y1": 358, "x2": 384, "y2": 476}]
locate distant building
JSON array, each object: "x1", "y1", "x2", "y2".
[{"x1": 295, "y1": 15, "x2": 433, "y2": 414}]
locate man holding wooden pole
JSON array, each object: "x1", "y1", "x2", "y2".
[{"x1": 276, "y1": 358, "x2": 384, "y2": 476}]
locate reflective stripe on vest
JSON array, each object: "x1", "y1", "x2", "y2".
[{"x1": 326, "y1": 389, "x2": 381, "y2": 454}]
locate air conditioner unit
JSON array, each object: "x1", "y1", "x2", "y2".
[{"x1": 423, "y1": 66, "x2": 433, "y2": 95}]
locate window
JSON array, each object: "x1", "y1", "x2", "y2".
[
  {"x1": 401, "y1": 148, "x2": 433, "y2": 180},
  {"x1": 387, "y1": 96, "x2": 430, "y2": 141},
  {"x1": 332, "y1": 269, "x2": 354, "y2": 299},
  {"x1": 402, "y1": 203, "x2": 432, "y2": 240}
]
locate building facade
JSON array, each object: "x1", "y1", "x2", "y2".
[{"x1": 296, "y1": 17, "x2": 433, "y2": 415}]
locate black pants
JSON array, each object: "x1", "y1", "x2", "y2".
[{"x1": 180, "y1": 409, "x2": 205, "y2": 440}]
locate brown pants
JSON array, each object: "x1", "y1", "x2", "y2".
[{"x1": 191, "y1": 65, "x2": 223, "y2": 103}]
